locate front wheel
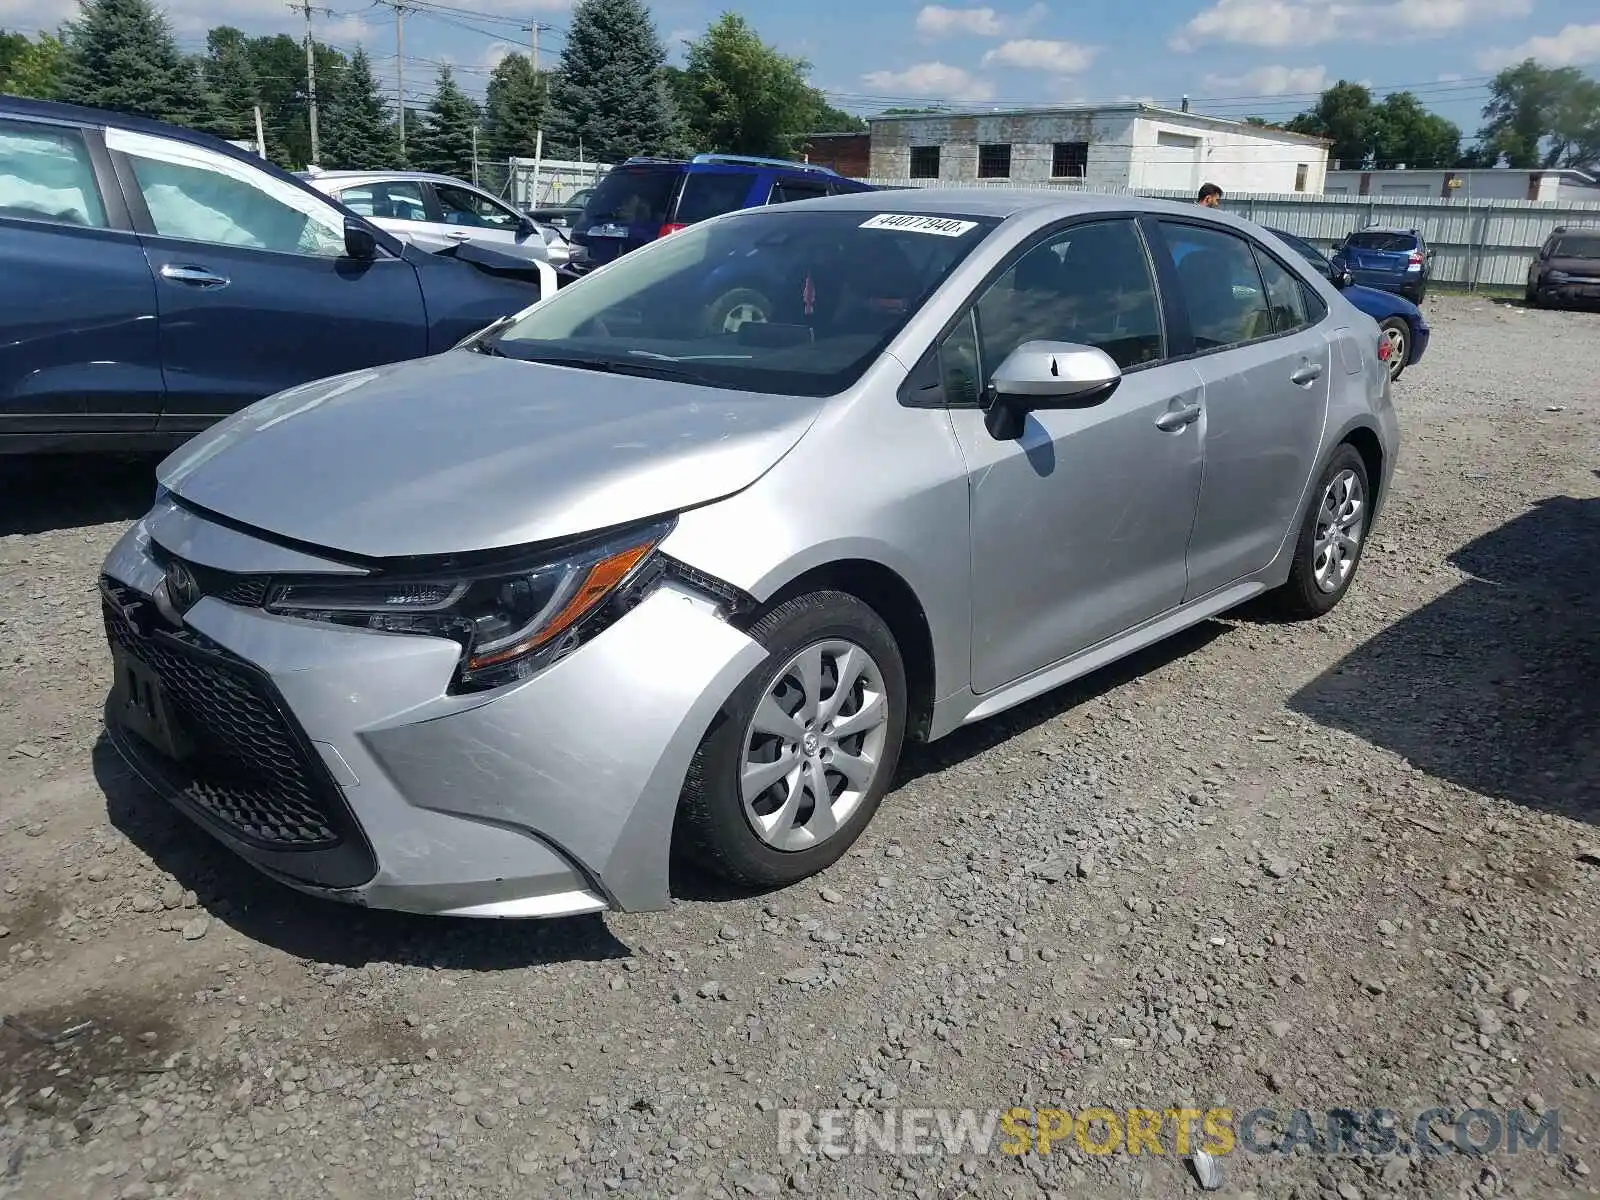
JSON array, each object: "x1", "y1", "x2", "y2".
[
  {"x1": 704, "y1": 287, "x2": 773, "y2": 336},
  {"x1": 675, "y1": 590, "x2": 908, "y2": 889},
  {"x1": 1379, "y1": 317, "x2": 1409, "y2": 382},
  {"x1": 1270, "y1": 444, "x2": 1372, "y2": 620}
]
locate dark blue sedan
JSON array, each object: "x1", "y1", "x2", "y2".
[
  {"x1": 1267, "y1": 227, "x2": 1430, "y2": 383},
  {"x1": 0, "y1": 97, "x2": 549, "y2": 455}
]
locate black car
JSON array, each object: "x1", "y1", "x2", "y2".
[
  {"x1": 1525, "y1": 226, "x2": 1600, "y2": 310},
  {"x1": 0, "y1": 95, "x2": 551, "y2": 455},
  {"x1": 527, "y1": 185, "x2": 594, "y2": 231}
]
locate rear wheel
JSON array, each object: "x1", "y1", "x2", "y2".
[
  {"x1": 1379, "y1": 318, "x2": 1409, "y2": 382},
  {"x1": 676, "y1": 591, "x2": 908, "y2": 888},
  {"x1": 704, "y1": 287, "x2": 772, "y2": 336},
  {"x1": 1270, "y1": 444, "x2": 1371, "y2": 620}
]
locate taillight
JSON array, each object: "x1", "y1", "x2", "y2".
[
  {"x1": 1408, "y1": 250, "x2": 1423, "y2": 266},
  {"x1": 658, "y1": 223, "x2": 685, "y2": 237},
  {"x1": 1376, "y1": 336, "x2": 1392, "y2": 362}
]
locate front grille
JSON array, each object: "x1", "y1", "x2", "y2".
[
  {"x1": 147, "y1": 541, "x2": 271, "y2": 607},
  {"x1": 102, "y1": 582, "x2": 348, "y2": 850}
]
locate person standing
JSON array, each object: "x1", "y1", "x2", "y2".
[{"x1": 1197, "y1": 183, "x2": 1223, "y2": 207}]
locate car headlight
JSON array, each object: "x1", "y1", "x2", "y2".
[{"x1": 263, "y1": 517, "x2": 675, "y2": 690}]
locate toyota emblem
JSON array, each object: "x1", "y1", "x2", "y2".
[{"x1": 165, "y1": 561, "x2": 201, "y2": 612}]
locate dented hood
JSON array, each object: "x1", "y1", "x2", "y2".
[{"x1": 156, "y1": 351, "x2": 824, "y2": 560}]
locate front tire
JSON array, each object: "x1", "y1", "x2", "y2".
[
  {"x1": 1271, "y1": 444, "x2": 1372, "y2": 620},
  {"x1": 1379, "y1": 317, "x2": 1409, "y2": 382},
  {"x1": 676, "y1": 590, "x2": 908, "y2": 889},
  {"x1": 704, "y1": 287, "x2": 773, "y2": 336}
]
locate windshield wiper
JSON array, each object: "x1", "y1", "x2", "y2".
[
  {"x1": 510, "y1": 352, "x2": 719, "y2": 384},
  {"x1": 628, "y1": 349, "x2": 753, "y2": 363}
]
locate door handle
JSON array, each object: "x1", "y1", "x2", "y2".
[
  {"x1": 1290, "y1": 362, "x2": 1323, "y2": 385},
  {"x1": 159, "y1": 264, "x2": 229, "y2": 288},
  {"x1": 445, "y1": 231, "x2": 472, "y2": 240},
  {"x1": 1155, "y1": 401, "x2": 1202, "y2": 432}
]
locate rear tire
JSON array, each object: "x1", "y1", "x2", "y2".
[
  {"x1": 675, "y1": 590, "x2": 908, "y2": 889},
  {"x1": 1270, "y1": 444, "x2": 1372, "y2": 620}
]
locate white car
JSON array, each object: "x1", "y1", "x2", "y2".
[{"x1": 301, "y1": 169, "x2": 572, "y2": 266}]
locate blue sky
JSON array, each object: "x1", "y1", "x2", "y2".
[{"x1": 7, "y1": 0, "x2": 1600, "y2": 135}]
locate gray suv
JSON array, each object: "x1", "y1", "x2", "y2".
[{"x1": 102, "y1": 190, "x2": 1399, "y2": 921}]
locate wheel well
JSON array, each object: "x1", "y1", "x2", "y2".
[
  {"x1": 761, "y1": 560, "x2": 937, "y2": 742},
  {"x1": 1343, "y1": 426, "x2": 1385, "y2": 512}
]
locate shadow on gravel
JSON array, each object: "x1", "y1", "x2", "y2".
[
  {"x1": 1291, "y1": 494, "x2": 1600, "y2": 823},
  {"x1": 92, "y1": 737, "x2": 630, "y2": 968},
  {"x1": 1, "y1": 454, "x2": 161, "y2": 536}
]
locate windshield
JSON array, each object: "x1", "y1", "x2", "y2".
[
  {"x1": 580, "y1": 166, "x2": 679, "y2": 227},
  {"x1": 1551, "y1": 233, "x2": 1600, "y2": 259},
  {"x1": 484, "y1": 207, "x2": 1000, "y2": 396},
  {"x1": 1346, "y1": 231, "x2": 1417, "y2": 253}
]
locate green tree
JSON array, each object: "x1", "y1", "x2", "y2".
[
  {"x1": 198, "y1": 26, "x2": 261, "y2": 142},
  {"x1": 547, "y1": 0, "x2": 678, "y2": 162},
  {"x1": 681, "y1": 13, "x2": 821, "y2": 156},
  {"x1": 483, "y1": 51, "x2": 545, "y2": 161},
  {"x1": 242, "y1": 33, "x2": 347, "y2": 169},
  {"x1": 1, "y1": 30, "x2": 66, "y2": 98},
  {"x1": 409, "y1": 64, "x2": 479, "y2": 178},
  {"x1": 1369, "y1": 91, "x2": 1460, "y2": 168},
  {"x1": 1286, "y1": 80, "x2": 1374, "y2": 169},
  {"x1": 1478, "y1": 60, "x2": 1600, "y2": 169},
  {"x1": 320, "y1": 47, "x2": 398, "y2": 170},
  {"x1": 60, "y1": 0, "x2": 203, "y2": 125},
  {"x1": 810, "y1": 102, "x2": 866, "y2": 133}
]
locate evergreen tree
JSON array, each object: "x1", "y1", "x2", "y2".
[
  {"x1": 60, "y1": 0, "x2": 203, "y2": 126},
  {"x1": 320, "y1": 48, "x2": 399, "y2": 169},
  {"x1": 409, "y1": 65, "x2": 479, "y2": 178},
  {"x1": 483, "y1": 51, "x2": 544, "y2": 162},
  {"x1": 197, "y1": 28, "x2": 260, "y2": 142},
  {"x1": 547, "y1": 0, "x2": 678, "y2": 162}
]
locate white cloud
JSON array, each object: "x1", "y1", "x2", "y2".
[
  {"x1": 914, "y1": 3, "x2": 1046, "y2": 39},
  {"x1": 981, "y1": 38, "x2": 1097, "y2": 73},
  {"x1": 1201, "y1": 64, "x2": 1328, "y2": 94},
  {"x1": 860, "y1": 61, "x2": 996, "y2": 101},
  {"x1": 1477, "y1": 23, "x2": 1600, "y2": 70},
  {"x1": 1171, "y1": 0, "x2": 1531, "y2": 50}
]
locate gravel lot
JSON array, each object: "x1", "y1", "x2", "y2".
[{"x1": 2, "y1": 295, "x2": 1597, "y2": 1200}]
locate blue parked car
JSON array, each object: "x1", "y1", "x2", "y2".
[
  {"x1": 567, "y1": 153, "x2": 875, "y2": 276},
  {"x1": 1332, "y1": 225, "x2": 1432, "y2": 304},
  {"x1": 1267, "y1": 227, "x2": 1429, "y2": 382},
  {"x1": 0, "y1": 95, "x2": 551, "y2": 455}
]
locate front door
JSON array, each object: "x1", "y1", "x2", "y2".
[
  {"x1": 941, "y1": 217, "x2": 1206, "y2": 693},
  {"x1": 1150, "y1": 220, "x2": 1332, "y2": 598},
  {"x1": 328, "y1": 178, "x2": 437, "y2": 249},
  {"x1": 104, "y1": 127, "x2": 430, "y2": 428}
]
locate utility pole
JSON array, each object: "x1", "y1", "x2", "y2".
[
  {"x1": 523, "y1": 21, "x2": 551, "y2": 73},
  {"x1": 253, "y1": 105, "x2": 267, "y2": 158},
  {"x1": 294, "y1": 0, "x2": 320, "y2": 165},
  {"x1": 395, "y1": 3, "x2": 407, "y2": 156}
]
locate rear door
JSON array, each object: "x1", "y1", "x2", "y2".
[
  {"x1": 105, "y1": 125, "x2": 429, "y2": 430},
  {"x1": 571, "y1": 164, "x2": 682, "y2": 266},
  {"x1": 0, "y1": 116, "x2": 164, "y2": 444},
  {"x1": 1150, "y1": 219, "x2": 1331, "y2": 599},
  {"x1": 670, "y1": 170, "x2": 758, "y2": 229}
]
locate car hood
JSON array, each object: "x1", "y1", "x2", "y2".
[{"x1": 156, "y1": 352, "x2": 825, "y2": 560}]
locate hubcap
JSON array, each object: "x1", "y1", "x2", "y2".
[
  {"x1": 1383, "y1": 326, "x2": 1406, "y2": 379},
  {"x1": 1312, "y1": 468, "x2": 1366, "y2": 594},
  {"x1": 739, "y1": 639, "x2": 891, "y2": 852},
  {"x1": 721, "y1": 302, "x2": 767, "y2": 333}
]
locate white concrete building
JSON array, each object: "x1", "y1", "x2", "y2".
[
  {"x1": 1323, "y1": 167, "x2": 1600, "y2": 202},
  {"x1": 867, "y1": 103, "x2": 1330, "y2": 195}
]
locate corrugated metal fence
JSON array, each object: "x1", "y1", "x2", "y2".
[{"x1": 857, "y1": 177, "x2": 1600, "y2": 289}]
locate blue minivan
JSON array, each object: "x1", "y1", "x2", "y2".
[{"x1": 568, "y1": 153, "x2": 875, "y2": 272}]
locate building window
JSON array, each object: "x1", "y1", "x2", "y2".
[
  {"x1": 977, "y1": 143, "x2": 1011, "y2": 179},
  {"x1": 909, "y1": 145, "x2": 940, "y2": 179},
  {"x1": 1052, "y1": 141, "x2": 1088, "y2": 178},
  {"x1": 1294, "y1": 163, "x2": 1308, "y2": 192}
]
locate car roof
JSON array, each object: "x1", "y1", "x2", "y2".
[
  {"x1": 305, "y1": 169, "x2": 486, "y2": 188},
  {"x1": 774, "y1": 186, "x2": 1252, "y2": 224},
  {"x1": 1356, "y1": 225, "x2": 1422, "y2": 236}
]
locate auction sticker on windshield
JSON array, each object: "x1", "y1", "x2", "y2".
[{"x1": 860, "y1": 213, "x2": 979, "y2": 237}]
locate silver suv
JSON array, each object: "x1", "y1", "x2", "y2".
[
  {"x1": 302, "y1": 168, "x2": 571, "y2": 265},
  {"x1": 102, "y1": 190, "x2": 1398, "y2": 921}
]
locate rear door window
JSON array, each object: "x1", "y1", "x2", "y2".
[
  {"x1": 0, "y1": 120, "x2": 108, "y2": 228},
  {"x1": 581, "y1": 166, "x2": 679, "y2": 227},
  {"x1": 336, "y1": 180, "x2": 428, "y2": 221},
  {"x1": 674, "y1": 172, "x2": 753, "y2": 224},
  {"x1": 769, "y1": 179, "x2": 829, "y2": 204}
]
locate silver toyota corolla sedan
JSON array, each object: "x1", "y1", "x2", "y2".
[{"x1": 101, "y1": 189, "x2": 1399, "y2": 920}]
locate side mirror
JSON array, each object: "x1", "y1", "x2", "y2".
[
  {"x1": 983, "y1": 340, "x2": 1121, "y2": 440},
  {"x1": 344, "y1": 218, "x2": 378, "y2": 261}
]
